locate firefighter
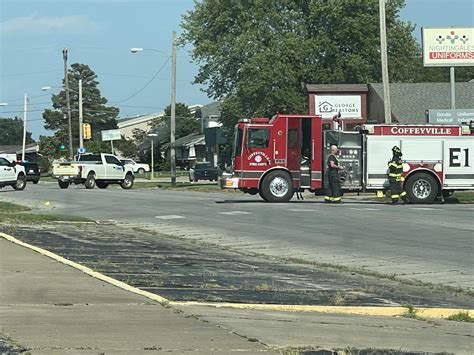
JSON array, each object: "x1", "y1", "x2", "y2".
[
  {"x1": 325, "y1": 144, "x2": 344, "y2": 203},
  {"x1": 388, "y1": 146, "x2": 410, "y2": 204}
]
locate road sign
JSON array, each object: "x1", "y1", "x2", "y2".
[
  {"x1": 101, "y1": 129, "x2": 121, "y2": 141},
  {"x1": 427, "y1": 109, "x2": 474, "y2": 124},
  {"x1": 77, "y1": 147, "x2": 86, "y2": 154}
]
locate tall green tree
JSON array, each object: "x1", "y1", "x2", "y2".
[
  {"x1": 40, "y1": 63, "x2": 119, "y2": 159},
  {"x1": 149, "y1": 103, "x2": 200, "y2": 143},
  {"x1": 0, "y1": 118, "x2": 34, "y2": 145},
  {"x1": 181, "y1": 0, "x2": 441, "y2": 130},
  {"x1": 42, "y1": 63, "x2": 119, "y2": 143}
]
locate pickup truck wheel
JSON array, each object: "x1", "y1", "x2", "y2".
[
  {"x1": 261, "y1": 171, "x2": 293, "y2": 202},
  {"x1": 405, "y1": 172, "x2": 439, "y2": 204},
  {"x1": 96, "y1": 181, "x2": 109, "y2": 189},
  {"x1": 58, "y1": 180, "x2": 70, "y2": 189},
  {"x1": 138, "y1": 168, "x2": 145, "y2": 174},
  {"x1": 13, "y1": 175, "x2": 26, "y2": 191},
  {"x1": 85, "y1": 173, "x2": 96, "y2": 189},
  {"x1": 120, "y1": 173, "x2": 134, "y2": 189}
]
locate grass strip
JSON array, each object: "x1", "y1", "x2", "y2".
[{"x1": 0, "y1": 200, "x2": 92, "y2": 224}]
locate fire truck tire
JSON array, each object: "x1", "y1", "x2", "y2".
[
  {"x1": 259, "y1": 190, "x2": 268, "y2": 201},
  {"x1": 58, "y1": 180, "x2": 70, "y2": 189},
  {"x1": 405, "y1": 172, "x2": 439, "y2": 204},
  {"x1": 261, "y1": 171, "x2": 294, "y2": 202}
]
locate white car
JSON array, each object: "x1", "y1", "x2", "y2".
[
  {"x1": 120, "y1": 159, "x2": 150, "y2": 174},
  {"x1": 0, "y1": 157, "x2": 26, "y2": 190}
]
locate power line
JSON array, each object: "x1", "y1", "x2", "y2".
[{"x1": 110, "y1": 57, "x2": 171, "y2": 104}]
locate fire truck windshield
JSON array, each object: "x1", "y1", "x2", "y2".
[
  {"x1": 233, "y1": 127, "x2": 243, "y2": 157},
  {"x1": 247, "y1": 128, "x2": 270, "y2": 148}
]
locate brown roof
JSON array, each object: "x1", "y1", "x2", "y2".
[{"x1": 306, "y1": 84, "x2": 368, "y2": 92}]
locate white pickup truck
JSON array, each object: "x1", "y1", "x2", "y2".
[
  {"x1": 0, "y1": 157, "x2": 27, "y2": 191},
  {"x1": 52, "y1": 153, "x2": 135, "y2": 189}
]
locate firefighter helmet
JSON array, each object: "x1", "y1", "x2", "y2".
[{"x1": 392, "y1": 146, "x2": 402, "y2": 156}]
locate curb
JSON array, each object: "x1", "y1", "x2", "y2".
[
  {"x1": 0, "y1": 232, "x2": 169, "y2": 305},
  {"x1": 171, "y1": 302, "x2": 473, "y2": 319},
  {"x1": 1, "y1": 232, "x2": 472, "y2": 319}
]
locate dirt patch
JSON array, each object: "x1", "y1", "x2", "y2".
[{"x1": 2, "y1": 223, "x2": 473, "y2": 309}]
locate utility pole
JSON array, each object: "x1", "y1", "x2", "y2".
[
  {"x1": 21, "y1": 93, "x2": 28, "y2": 161},
  {"x1": 63, "y1": 48, "x2": 73, "y2": 159},
  {"x1": 379, "y1": 0, "x2": 392, "y2": 124},
  {"x1": 78, "y1": 79, "x2": 84, "y2": 148},
  {"x1": 170, "y1": 31, "x2": 177, "y2": 187}
]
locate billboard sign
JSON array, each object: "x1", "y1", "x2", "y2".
[
  {"x1": 427, "y1": 109, "x2": 474, "y2": 124},
  {"x1": 315, "y1": 95, "x2": 362, "y2": 119},
  {"x1": 422, "y1": 27, "x2": 474, "y2": 67},
  {"x1": 101, "y1": 129, "x2": 121, "y2": 141}
]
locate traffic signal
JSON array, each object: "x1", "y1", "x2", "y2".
[
  {"x1": 82, "y1": 123, "x2": 92, "y2": 140},
  {"x1": 59, "y1": 143, "x2": 66, "y2": 150}
]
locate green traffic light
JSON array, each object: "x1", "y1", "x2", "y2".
[{"x1": 60, "y1": 144, "x2": 65, "y2": 150}]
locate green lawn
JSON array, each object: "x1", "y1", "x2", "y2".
[
  {"x1": 0, "y1": 200, "x2": 92, "y2": 224},
  {"x1": 447, "y1": 191, "x2": 474, "y2": 204}
]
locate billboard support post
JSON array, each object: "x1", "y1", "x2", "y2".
[{"x1": 450, "y1": 67, "x2": 455, "y2": 109}]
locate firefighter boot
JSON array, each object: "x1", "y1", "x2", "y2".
[{"x1": 400, "y1": 191, "x2": 410, "y2": 204}]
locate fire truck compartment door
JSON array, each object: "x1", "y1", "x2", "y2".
[
  {"x1": 365, "y1": 137, "x2": 400, "y2": 188},
  {"x1": 443, "y1": 138, "x2": 474, "y2": 187},
  {"x1": 323, "y1": 131, "x2": 363, "y2": 189}
]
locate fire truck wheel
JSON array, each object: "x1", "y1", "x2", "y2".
[
  {"x1": 261, "y1": 171, "x2": 294, "y2": 202},
  {"x1": 258, "y1": 190, "x2": 268, "y2": 201},
  {"x1": 405, "y1": 172, "x2": 439, "y2": 204}
]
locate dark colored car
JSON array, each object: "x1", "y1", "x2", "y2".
[
  {"x1": 189, "y1": 162, "x2": 220, "y2": 182},
  {"x1": 19, "y1": 161, "x2": 41, "y2": 184}
]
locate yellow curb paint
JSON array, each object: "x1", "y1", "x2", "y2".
[
  {"x1": 171, "y1": 302, "x2": 473, "y2": 319},
  {"x1": 0, "y1": 232, "x2": 169, "y2": 304},
  {"x1": 2, "y1": 232, "x2": 472, "y2": 320}
]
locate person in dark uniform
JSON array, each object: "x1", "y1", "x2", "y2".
[
  {"x1": 388, "y1": 146, "x2": 410, "y2": 204},
  {"x1": 325, "y1": 144, "x2": 344, "y2": 203}
]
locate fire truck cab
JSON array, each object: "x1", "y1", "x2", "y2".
[{"x1": 220, "y1": 114, "x2": 474, "y2": 203}]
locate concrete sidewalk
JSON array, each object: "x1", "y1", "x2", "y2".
[
  {"x1": 0, "y1": 238, "x2": 274, "y2": 354},
  {"x1": 1, "y1": 236, "x2": 473, "y2": 354}
]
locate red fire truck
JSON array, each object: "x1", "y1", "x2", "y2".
[{"x1": 220, "y1": 114, "x2": 474, "y2": 203}]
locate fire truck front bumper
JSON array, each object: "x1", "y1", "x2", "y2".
[{"x1": 220, "y1": 172, "x2": 240, "y2": 189}]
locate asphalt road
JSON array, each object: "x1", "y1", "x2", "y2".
[{"x1": 1, "y1": 182, "x2": 473, "y2": 290}]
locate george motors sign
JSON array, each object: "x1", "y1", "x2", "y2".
[
  {"x1": 315, "y1": 95, "x2": 362, "y2": 119},
  {"x1": 422, "y1": 27, "x2": 474, "y2": 67}
]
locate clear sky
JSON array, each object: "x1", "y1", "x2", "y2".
[{"x1": 1, "y1": 0, "x2": 473, "y2": 139}]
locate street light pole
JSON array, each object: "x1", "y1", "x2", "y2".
[
  {"x1": 22, "y1": 93, "x2": 28, "y2": 161},
  {"x1": 379, "y1": 0, "x2": 391, "y2": 124},
  {"x1": 148, "y1": 133, "x2": 158, "y2": 180},
  {"x1": 63, "y1": 48, "x2": 73, "y2": 158},
  {"x1": 170, "y1": 31, "x2": 177, "y2": 187},
  {"x1": 79, "y1": 79, "x2": 84, "y2": 148}
]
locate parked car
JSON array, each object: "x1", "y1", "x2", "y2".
[
  {"x1": 120, "y1": 159, "x2": 150, "y2": 174},
  {"x1": 0, "y1": 157, "x2": 26, "y2": 191},
  {"x1": 189, "y1": 162, "x2": 220, "y2": 182},
  {"x1": 18, "y1": 161, "x2": 41, "y2": 184}
]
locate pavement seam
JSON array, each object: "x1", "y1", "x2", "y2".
[{"x1": 1, "y1": 232, "x2": 472, "y2": 320}]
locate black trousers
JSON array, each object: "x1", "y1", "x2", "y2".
[
  {"x1": 389, "y1": 177, "x2": 407, "y2": 202},
  {"x1": 326, "y1": 171, "x2": 342, "y2": 201}
]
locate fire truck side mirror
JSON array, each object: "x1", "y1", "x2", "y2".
[{"x1": 470, "y1": 120, "x2": 474, "y2": 132}]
